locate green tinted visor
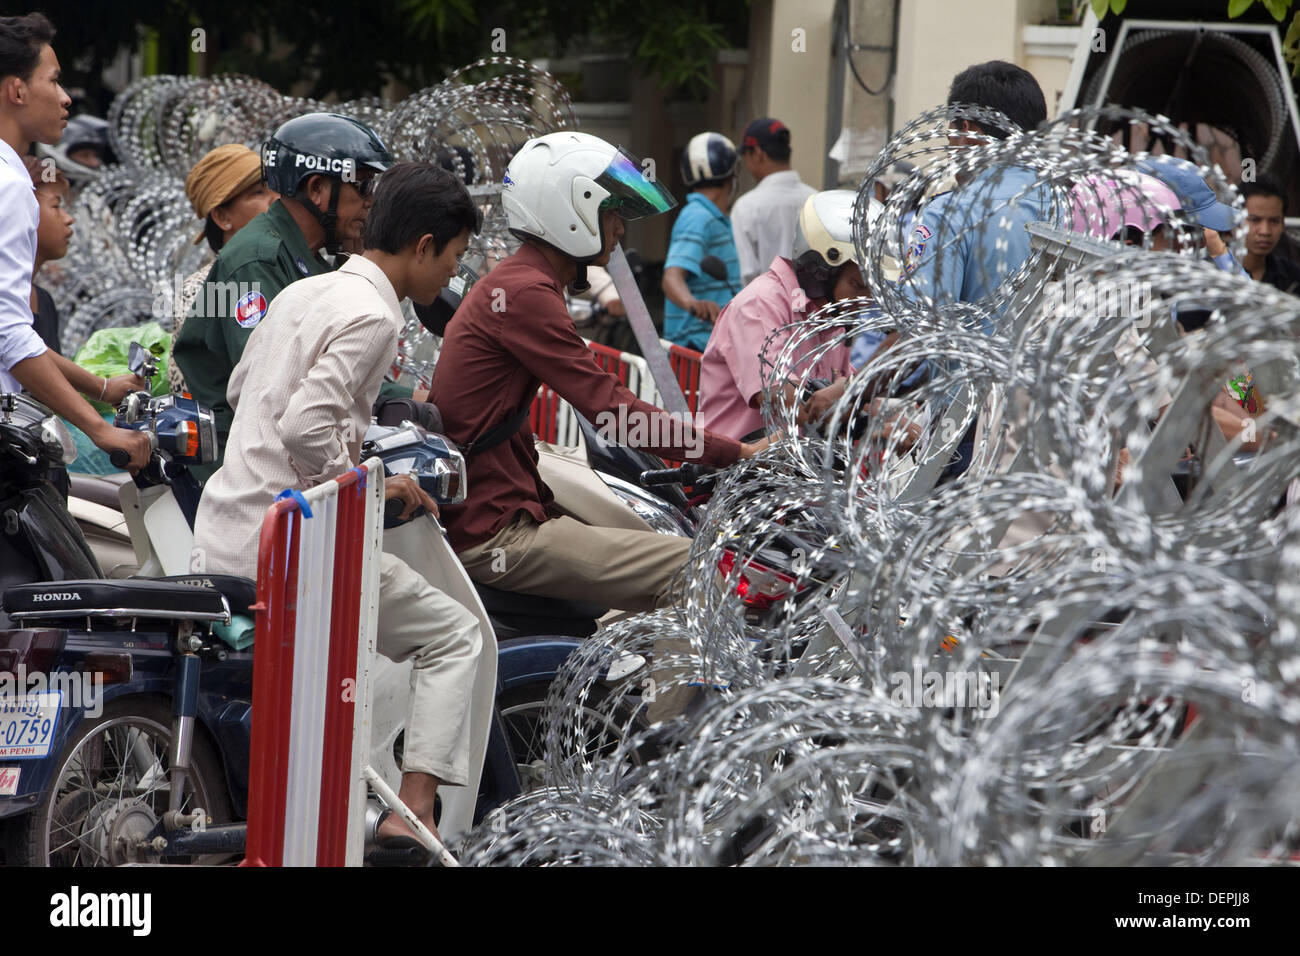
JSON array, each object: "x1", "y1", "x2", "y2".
[{"x1": 595, "y1": 148, "x2": 677, "y2": 220}]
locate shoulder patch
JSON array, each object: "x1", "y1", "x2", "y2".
[
  {"x1": 295, "y1": 256, "x2": 310, "y2": 276},
  {"x1": 235, "y1": 290, "x2": 268, "y2": 329},
  {"x1": 903, "y1": 221, "x2": 936, "y2": 276}
]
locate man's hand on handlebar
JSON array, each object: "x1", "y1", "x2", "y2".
[
  {"x1": 739, "y1": 433, "x2": 779, "y2": 459},
  {"x1": 688, "y1": 298, "x2": 722, "y2": 323},
  {"x1": 97, "y1": 425, "x2": 152, "y2": 473},
  {"x1": 385, "y1": 473, "x2": 440, "y2": 521},
  {"x1": 102, "y1": 373, "x2": 148, "y2": 406},
  {"x1": 798, "y1": 378, "x2": 848, "y2": 426}
]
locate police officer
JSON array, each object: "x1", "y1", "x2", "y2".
[{"x1": 173, "y1": 112, "x2": 393, "y2": 480}]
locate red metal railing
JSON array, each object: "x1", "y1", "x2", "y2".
[{"x1": 243, "y1": 465, "x2": 374, "y2": 867}]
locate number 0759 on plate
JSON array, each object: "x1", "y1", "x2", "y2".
[{"x1": 0, "y1": 691, "x2": 62, "y2": 759}]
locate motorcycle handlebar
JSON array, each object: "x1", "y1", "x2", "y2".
[
  {"x1": 110, "y1": 430, "x2": 158, "y2": 470},
  {"x1": 639, "y1": 463, "x2": 713, "y2": 487}
]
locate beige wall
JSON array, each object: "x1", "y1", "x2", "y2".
[
  {"x1": 894, "y1": 0, "x2": 1058, "y2": 126},
  {"x1": 746, "y1": 0, "x2": 837, "y2": 190}
]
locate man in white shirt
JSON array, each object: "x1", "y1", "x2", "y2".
[
  {"x1": 730, "y1": 117, "x2": 816, "y2": 286},
  {"x1": 194, "y1": 161, "x2": 489, "y2": 851},
  {"x1": 0, "y1": 13, "x2": 148, "y2": 468}
]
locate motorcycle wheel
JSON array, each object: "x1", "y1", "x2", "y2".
[
  {"x1": 6, "y1": 696, "x2": 234, "y2": 866},
  {"x1": 497, "y1": 684, "x2": 646, "y2": 793}
]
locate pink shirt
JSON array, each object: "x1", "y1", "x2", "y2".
[{"x1": 698, "y1": 256, "x2": 854, "y2": 439}]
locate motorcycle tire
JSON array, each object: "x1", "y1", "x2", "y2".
[
  {"x1": 496, "y1": 682, "x2": 648, "y2": 793},
  {"x1": 5, "y1": 695, "x2": 234, "y2": 867}
]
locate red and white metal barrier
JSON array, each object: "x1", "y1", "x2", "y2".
[
  {"x1": 243, "y1": 460, "x2": 384, "y2": 867},
  {"x1": 529, "y1": 338, "x2": 704, "y2": 448}
]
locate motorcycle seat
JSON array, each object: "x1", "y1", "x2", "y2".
[
  {"x1": 472, "y1": 582, "x2": 607, "y2": 621},
  {"x1": 155, "y1": 574, "x2": 257, "y2": 618},
  {"x1": 3, "y1": 579, "x2": 229, "y2": 624}
]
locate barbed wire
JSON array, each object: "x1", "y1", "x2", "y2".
[
  {"x1": 452, "y1": 104, "x2": 1300, "y2": 866},
  {"x1": 46, "y1": 58, "x2": 564, "y2": 356}
]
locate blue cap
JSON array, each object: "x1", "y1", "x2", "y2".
[{"x1": 1135, "y1": 155, "x2": 1240, "y2": 232}]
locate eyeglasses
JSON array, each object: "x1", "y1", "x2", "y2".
[{"x1": 351, "y1": 175, "x2": 378, "y2": 199}]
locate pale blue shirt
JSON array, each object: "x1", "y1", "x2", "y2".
[{"x1": 0, "y1": 138, "x2": 45, "y2": 393}]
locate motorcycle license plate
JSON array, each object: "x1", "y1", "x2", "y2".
[{"x1": 0, "y1": 692, "x2": 61, "y2": 759}]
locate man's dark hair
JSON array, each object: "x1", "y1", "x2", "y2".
[
  {"x1": 947, "y1": 60, "x2": 1047, "y2": 139},
  {"x1": 750, "y1": 133, "x2": 791, "y2": 163},
  {"x1": 1241, "y1": 172, "x2": 1287, "y2": 215},
  {"x1": 363, "y1": 161, "x2": 481, "y2": 254},
  {"x1": 0, "y1": 13, "x2": 55, "y2": 83}
]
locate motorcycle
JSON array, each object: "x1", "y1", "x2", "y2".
[{"x1": 0, "y1": 365, "x2": 645, "y2": 865}]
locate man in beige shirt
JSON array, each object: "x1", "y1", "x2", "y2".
[{"x1": 193, "y1": 162, "x2": 484, "y2": 851}]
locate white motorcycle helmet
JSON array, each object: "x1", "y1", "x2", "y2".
[
  {"x1": 503, "y1": 131, "x2": 676, "y2": 289},
  {"x1": 792, "y1": 190, "x2": 899, "y2": 291}
]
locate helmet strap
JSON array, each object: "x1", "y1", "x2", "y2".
[
  {"x1": 570, "y1": 264, "x2": 590, "y2": 295},
  {"x1": 291, "y1": 178, "x2": 342, "y2": 255}
]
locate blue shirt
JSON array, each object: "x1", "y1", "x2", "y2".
[
  {"x1": 902, "y1": 165, "x2": 1055, "y2": 325},
  {"x1": 664, "y1": 192, "x2": 741, "y2": 351}
]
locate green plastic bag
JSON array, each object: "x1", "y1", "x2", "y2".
[{"x1": 73, "y1": 322, "x2": 172, "y2": 415}]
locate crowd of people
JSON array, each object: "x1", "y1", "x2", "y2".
[{"x1": 4, "y1": 9, "x2": 1299, "y2": 859}]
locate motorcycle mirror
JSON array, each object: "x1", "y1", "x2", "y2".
[
  {"x1": 414, "y1": 261, "x2": 480, "y2": 337},
  {"x1": 127, "y1": 342, "x2": 157, "y2": 382},
  {"x1": 127, "y1": 342, "x2": 147, "y2": 375},
  {"x1": 699, "y1": 255, "x2": 728, "y2": 283}
]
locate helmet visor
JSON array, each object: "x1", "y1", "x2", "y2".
[{"x1": 595, "y1": 148, "x2": 677, "y2": 220}]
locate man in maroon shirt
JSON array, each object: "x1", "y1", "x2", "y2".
[{"x1": 430, "y1": 131, "x2": 765, "y2": 616}]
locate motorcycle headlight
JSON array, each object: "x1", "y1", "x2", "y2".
[
  {"x1": 38, "y1": 416, "x2": 77, "y2": 466},
  {"x1": 429, "y1": 455, "x2": 465, "y2": 504},
  {"x1": 197, "y1": 405, "x2": 218, "y2": 463}
]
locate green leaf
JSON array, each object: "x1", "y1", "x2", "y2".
[
  {"x1": 1110, "y1": 0, "x2": 1128, "y2": 13},
  {"x1": 1286, "y1": 10, "x2": 1300, "y2": 43},
  {"x1": 1228, "y1": 0, "x2": 1258, "y2": 18},
  {"x1": 1263, "y1": 0, "x2": 1292, "y2": 19},
  {"x1": 1091, "y1": 0, "x2": 1109, "y2": 19}
]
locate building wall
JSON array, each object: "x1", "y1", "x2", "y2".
[{"x1": 894, "y1": 0, "x2": 1059, "y2": 126}]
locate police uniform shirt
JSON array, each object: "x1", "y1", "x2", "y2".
[
  {"x1": 901, "y1": 165, "x2": 1055, "y2": 321},
  {"x1": 173, "y1": 199, "x2": 329, "y2": 479}
]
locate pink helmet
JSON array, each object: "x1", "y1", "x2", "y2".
[{"x1": 1069, "y1": 171, "x2": 1182, "y2": 240}]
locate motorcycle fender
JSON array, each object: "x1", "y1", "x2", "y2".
[
  {"x1": 496, "y1": 636, "x2": 582, "y2": 692},
  {"x1": 142, "y1": 488, "x2": 194, "y2": 576}
]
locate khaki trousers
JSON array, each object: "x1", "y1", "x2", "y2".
[
  {"x1": 457, "y1": 514, "x2": 692, "y2": 611},
  {"x1": 377, "y1": 552, "x2": 485, "y2": 786},
  {"x1": 458, "y1": 515, "x2": 698, "y2": 722}
]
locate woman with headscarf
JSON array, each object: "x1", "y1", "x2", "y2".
[{"x1": 168, "y1": 144, "x2": 277, "y2": 392}]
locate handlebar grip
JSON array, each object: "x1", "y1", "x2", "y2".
[
  {"x1": 640, "y1": 463, "x2": 713, "y2": 487},
  {"x1": 110, "y1": 449, "x2": 130, "y2": 468},
  {"x1": 640, "y1": 468, "x2": 686, "y2": 487},
  {"x1": 384, "y1": 498, "x2": 405, "y2": 521}
]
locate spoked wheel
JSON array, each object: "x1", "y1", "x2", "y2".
[
  {"x1": 496, "y1": 684, "x2": 646, "y2": 792},
  {"x1": 8, "y1": 697, "x2": 233, "y2": 866}
]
